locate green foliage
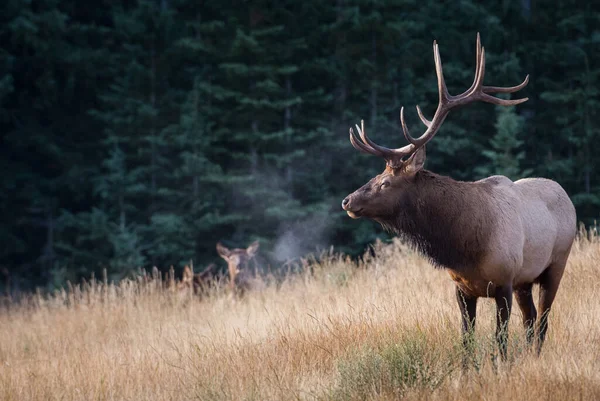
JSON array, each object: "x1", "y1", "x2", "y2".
[
  {"x1": 476, "y1": 104, "x2": 533, "y2": 180},
  {"x1": 332, "y1": 334, "x2": 456, "y2": 399},
  {"x1": 1, "y1": 0, "x2": 599, "y2": 288}
]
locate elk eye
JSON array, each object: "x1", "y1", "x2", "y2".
[{"x1": 380, "y1": 181, "x2": 390, "y2": 190}]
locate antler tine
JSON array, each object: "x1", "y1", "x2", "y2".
[
  {"x1": 349, "y1": 127, "x2": 379, "y2": 156},
  {"x1": 400, "y1": 107, "x2": 415, "y2": 144},
  {"x1": 460, "y1": 45, "x2": 486, "y2": 100},
  {"x1": 356, "y1": 120, "x2": 404, "y2": 157},
  {"x1": 416, "y1": 105, "x2": 431, "y2": 127},
  {"x1": 457, "y1": 41, "x2": 529, "y2": 105},
  {"x1": 480, "y1": 92, "x2": 529, "y2": 106},
  {"x1": 350, "y1": 122, "x2": 402, "y2": 159},
  {"x1": 399, "y1": 41, "x2": 452, "y2": 148},
  {"x1": 400, "y1": 107, "x2": 427, "y2": 148},
  {"x1": 401, "y1": 107, "x2": 450, "y2": 149},
  {"x1": 474, "y1": 32, "x2": 482, "y2": 85},
  {"x1": 471, "y1": 46, "x2": 529, "y2": 106},
  {"x1": 455, "y1": 32, "x2": 483, "y2": 99},
  {"x1": 476, "y1": 46, "x2": 486, "y2": 90},
  {"x1": 350, "y1": 119, "x2": 414, "y2": 164},
  {"x1": 433, "y1": 41, "x2": 450, "y2": 102},
  {"x1": 483, "y1": 74, "x2": 530, "y2": 94},
  {"x1": 412, "y1": 39, "x2": 449, "y2": 128}
]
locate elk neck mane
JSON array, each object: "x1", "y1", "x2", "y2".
[{"x1": 378, "y1": 170, "x2": 494, "y2": 272}]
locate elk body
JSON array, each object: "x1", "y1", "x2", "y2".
[
  {"x1": 342, "y1": 34, "x2": 576, "y2": 358},
  {"x1": 216, "y1": 241, "x2": 260, "y2": 297}
]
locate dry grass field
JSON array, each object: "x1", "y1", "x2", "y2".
[{"x1": 1, "y1": 231, "x2": 600, "y2": 401}]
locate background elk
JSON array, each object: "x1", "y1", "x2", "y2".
[
  {"x1": 341, "y1": 34, "x2": 576, "y2": 359},
  {"x1": 216, "y1": 240, "x2": 260, "y2": 297},
  {"x1": 178, "y1": 263, "x2": 218, "y2": 295}
]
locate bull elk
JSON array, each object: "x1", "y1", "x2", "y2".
[
  {"x1": 341, "y1": 34, "x2": 576, "y2": 359},
  {"x1": 216, "y1": 240, "x2": 260, "y2": 296}
]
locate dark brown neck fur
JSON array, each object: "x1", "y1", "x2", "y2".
[{"x1": 377, "y1": 170, "x2": 494, "y2": 272}]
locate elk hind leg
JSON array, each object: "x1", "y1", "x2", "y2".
[
  {"x1": 537, "y1": 259, "x2": 567, "y2": 355},
  {"x1": 514, "y1": 283, "x2": 537, "y2": 349}
]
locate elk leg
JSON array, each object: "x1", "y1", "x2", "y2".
[
  {"x1": 494, "y1": 284, "x2": 513, "y2": 361},
  {"x1": 456, "y1": 286, "x2": 477, "y2": 364},
  {"x1": 537, "y1": 260, "x2": 567, "y2": 355},
  {"x1": 514, "y1": 283, "x2": 537, "y2": 348}
]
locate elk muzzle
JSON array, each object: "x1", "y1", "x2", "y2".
[{"x1": 342, "y1": 194, "x2": 363, "y2": 219}]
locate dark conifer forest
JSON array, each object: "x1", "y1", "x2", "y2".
[{"x1": 1, "y1": 0, "x2": 598, "y2": 290}]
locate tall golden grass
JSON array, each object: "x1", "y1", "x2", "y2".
[{"x1": 1, "y1": 230, "x2": 599, "y2": 401}]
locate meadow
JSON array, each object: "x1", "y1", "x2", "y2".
[{"x1": 1, "y1": 231, "x2": 599, "y2": 401}]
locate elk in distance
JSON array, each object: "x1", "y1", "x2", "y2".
[
  {"x1": 341, "y1": 34, "x2": 576, "y2": 359},
  {"x1": 216, "y1": 240, "x2": 260, "y2": 297},
  {"x1": 178, "y1": 263, "x2": 218, "y2": 295}
]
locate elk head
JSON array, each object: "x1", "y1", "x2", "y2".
[
  {"x1": 216, "y1": 240, "x2": 260, "y2": 293},
  {"x1": 342, "y1": 33, "x2": 529, "y2": 222}
]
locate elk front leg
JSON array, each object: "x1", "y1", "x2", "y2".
[
  {"x1": 456, "y1": 286, "x2": 477, "y2": 365},
  {"x1": 494, "y1": 284, "x2": 513, "y2": 360}
]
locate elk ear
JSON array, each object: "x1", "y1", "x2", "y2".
[
  {"x1": 246, "y1": 240, "x2": 260, "y2": 258},
  {"x1": 199, "y1": 263, "x2": 216, "y2": 280},
  {"x1": 182, "y1": 265, "x2": 193, "y2": 283},
  {"x1": 216, "y1": 242, "x2": 231, "y2": 259},
  {"x1": 202, "y1": 263, "x2": 216, "y2": 273},
  {"x1": 404, "y1": 146, "x2": 426, "y2": 175}
]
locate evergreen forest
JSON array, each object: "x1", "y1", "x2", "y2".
[{"x1": 1, "y1": 0, "x2": 598, "y2": 291}]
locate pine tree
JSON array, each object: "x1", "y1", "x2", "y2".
[
  {"x1": 0, "y1": 0, "x2": 113, "y2": 286},
  {"x1": 529, "y1": 1, "x2": 600, "y2": 223},
  {"x1": 476, "y1": 105, "x2": 532, "y2": 180},
  {"x1": 59, "y1": 0, "x2": 186, "y2": 276}
]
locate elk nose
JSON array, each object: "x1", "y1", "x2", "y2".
[{"x1": 342, "y1": 197, "x2": 350, "y2": 210}]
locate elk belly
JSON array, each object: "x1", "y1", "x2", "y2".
[{"x1": 447, "y1": 270, "x2": 498, "y2": 298}]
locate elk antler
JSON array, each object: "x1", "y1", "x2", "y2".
[{"x1": 349, "y1": 33, "x2": 529, "y2": 169}]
